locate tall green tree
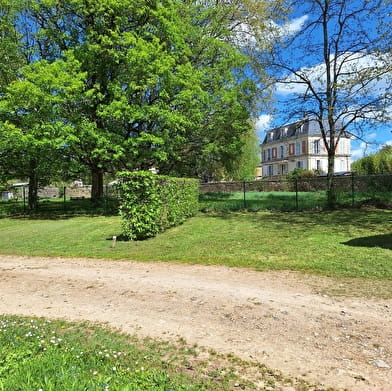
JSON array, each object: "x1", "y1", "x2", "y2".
[
  {"x1": 352, "y1": 145, "x2": 392, "y2": 175},
  {"x1": 0, "y1": 59, "x2": 83, "y2": 209},
  {"x1": 1, "y1": 0, "x2": 277, "y2": 199},
  {"x1": 228, "y1": 122, "x2": 260, "y2": 181},
  {"x1": 25, "y1": 0, "x2": 268, "y2": 194},
  {"x1": 0, "y1": 0, "x2": 25, "y2": 92}
]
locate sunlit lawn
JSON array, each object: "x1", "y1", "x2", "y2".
[
  {"x1": 0, "y1": 316, "x2": 241, "y2": 391},
  {"x1": 0, "y1": 209, "x2": 391, "y2": 280}
]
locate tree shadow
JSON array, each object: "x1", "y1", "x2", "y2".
[
  {"x1": 342, "y1": 233, "x2": 392, "y2": 250},
  {"x1": 202, "y1": 208, "x2": 392, "y2": 233}
]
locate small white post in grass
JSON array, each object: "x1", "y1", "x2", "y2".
[{"x1": 112, "y1": 235, "x2": 117, "y2": 248}]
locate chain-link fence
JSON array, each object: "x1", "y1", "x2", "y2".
[
  {"x1": 1, "y1": 184, "x2": 119, "y2": 215},
  {"x1": 199, "y1": 174, "x2": 392, "y2": 211},
  {"x1": 2, "y1": 174, "x2": 391, "y2": 215}
]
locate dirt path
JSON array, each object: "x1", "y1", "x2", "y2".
[{"x1": 0, "y1": 255, "x2": 391, "y2": 390}]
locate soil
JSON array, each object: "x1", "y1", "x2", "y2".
[{"x1": 0, "y1": 255, "x2": 391, "y2": 390}]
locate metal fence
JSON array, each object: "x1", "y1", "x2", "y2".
[
  {"x1": 2, "y1": 174, "x2": 391, "y2": 215},
  {"x1": 199, "y1": 174, "x2": 392, "y2": 211},
  {"x1": 2, "y1": 184, "x2": 119, "y2": 215}
]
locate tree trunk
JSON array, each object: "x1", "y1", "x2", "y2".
[
  {"x1": 326, "y1": 151, "x2": 336, "y2": 208},
  {"x1": 91, "y1": 166, "x2": 104, "y2": 202},
  {"x1": 28, "y1": 170, "x2": 39, "y2": 211}
]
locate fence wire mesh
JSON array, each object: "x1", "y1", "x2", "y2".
[{"x1": 199, "y1": 174, "x2": 392, "y2": 211}]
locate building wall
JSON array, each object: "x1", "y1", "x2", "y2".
[{"x1": 260, "y1": 130, "x2": 351, "y2": 177}]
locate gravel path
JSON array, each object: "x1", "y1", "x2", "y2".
[{"x1": 0, "y1": 255, "x2": 391, "y2": 390}]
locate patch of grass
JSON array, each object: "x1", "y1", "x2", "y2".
[
  {"x1": 0, "y1": 315, "x2": 324, "y2": 391},
  {"x1": 199, "y1": 191, "x2": 327, "y2": 211},
  {"x1": 199, "y1": 190, "x2": 392, "y2": 212},
  {"x1": 0, "y1": 197, "x2": 118, "y2": 217},
  {"x1": 0, "y1": 209, "x2": 391, "y2": 285}
]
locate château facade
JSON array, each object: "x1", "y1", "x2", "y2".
[{"x1": 260, "y1": 119, "x2": 351, "y2": 177}]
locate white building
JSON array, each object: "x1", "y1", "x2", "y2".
[{"x1": 260, "y1": 119, "x2": 351, "y2": 177}]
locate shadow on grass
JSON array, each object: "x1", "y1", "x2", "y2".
[
  {"x1": 342, "y1": 233, "x2": 392, "y2": 250},
  {"x1": 0, "y1": 199, "x2": 119, "y2": 220},
  {"x1": 202, "y1": 208, "x2": 392, "y2": 232}
]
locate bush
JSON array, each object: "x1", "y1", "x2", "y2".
[
  {"x1": 117, "y1": 171, "x2": 199, "y2": 240},
  {"x1": 286, "y1": 168, "x2": 317, "y2": 181}
]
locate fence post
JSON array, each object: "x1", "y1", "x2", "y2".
[
  {"x1": 243, "y1": 181, "x2": 246, "y2": 209},
  {"x1": 63, "y1": 186, "x2": 66, "y2": 211},
  {"x1": 351, "y1": 172, "x2": 355, "y2": 207},
  {"x1": 295, "y1": 178, "x2": 299, "y2": 211},
  {"x1": 105, "y1": 184, "x2": 108, "y2": 214},
  {"x1": 23, "y1": 186, "x2": 26, "y2": 214}
]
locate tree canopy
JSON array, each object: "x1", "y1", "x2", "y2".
[
  {"x1": 0, "y1": 0, "x2": 277, "y2": 205},
  {"x1": 352, "y1": 145, "x2": 392, "y2": 175}
]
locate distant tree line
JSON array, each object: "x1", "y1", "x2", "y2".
[{"x1": 352, "y1": 146, "x2": 392, "y2": 175}]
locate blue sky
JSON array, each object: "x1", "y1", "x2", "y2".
[{"x1": 255, "y1": 1, "x2": 392, "y2": 161}]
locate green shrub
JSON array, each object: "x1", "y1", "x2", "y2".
[
  {"x1": 286, "y1": 168, "x2": 317, "y2": 181},
  {"x1": 117, "y1": 171, "x2": 199, "y2": 240}
]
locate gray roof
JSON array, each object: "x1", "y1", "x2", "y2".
[{"x1": 262, "y1": 119, "x2": 346, "y2": 145}]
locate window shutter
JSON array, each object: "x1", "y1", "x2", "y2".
[
  {"x1": 263, "y1": 150, "x2": 266, "y2": 162},
  {"x1": 272, "y1": 147, "x2": 277, "y2": 159},
  {"x1": 302, "y1": 140, "x2": 307, "y2": 154},
  {"x1": 289, "y1": 143, "x2": 295, "y2": 155}
]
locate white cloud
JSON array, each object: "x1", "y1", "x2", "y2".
[
  {"x1": 350, "y1": 141, "x2": 380, "y2": 161},
  {"x1": 232, "y1": 15, "x2": 309, "y2": 48},
  {"x1": 275, "y1": 52, "x2": 391, "y2": 97},
  {"x1": 280, "y1": 15, "x2": 309, "y2": 37},
  {"x1": 350, "y1": 137, "x2": 390, "y2": 161},
  {"x1": 255, "y1": 114, "x2": 273, "y2": 134},
  {"x1": 351, "y1": 142, "x2": 368, "y2": 160}
]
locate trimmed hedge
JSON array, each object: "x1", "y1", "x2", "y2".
[{"x1": 116, "y1": 171, "x2": 199, "y2": 240}]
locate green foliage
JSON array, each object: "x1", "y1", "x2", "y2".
[
  {"x1": 352, "y1": 146, "x2": 392, "y2": 175},
  {"x1": 226, "y1": 122, "x2": 260, "y2": 181},
  {"x1": 18, "y1": 0, "x2": 262, "y2": 197},
  {"x1": 0, "y1": 0, "x2": 26, "y2": 92},
  {"x1": 286, "y1": 168, "x2": 317, "y2": 181},
  {"x1": 117, "y1": 171, "x2": 199, "y2": 240},
  {"x1": 0, "y1": 0, "x2": 275, "y2": 198},
  {"x1": 0, "y1": 316, "x2": 208, "y2": 390},
  {"x1": 0, "y1": 59, "x2": 82, "y2": 209}
]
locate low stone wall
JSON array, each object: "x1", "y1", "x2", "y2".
[
  {"x1": 66, "y1": 186, "x2": 92, "y2": 198},
  {"x1": 38, "y1": 187, "x2": 60, "y2": 198}
]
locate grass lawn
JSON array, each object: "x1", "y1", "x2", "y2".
[
  {"x1": 2, "y1": 315, "x2": 275, "y2": 391},
  {"x1": 199, "y1": 190, "x2": 392, "y2": 212},
  {"x1": 199, "y1": 191, "x2": 326, "y2": 211},
  {"x1": 0, "y1": 209, "x2": 391, "y2": 281}
]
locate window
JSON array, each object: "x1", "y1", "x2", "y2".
[
  {"x1": 296, "y1": 161, "x2": 302, "y2": 168},
  {"x1": 289, "y1": 143, "x2": 295, "y2": 155},
  {"x1": 272, "y1": 147, "x2": 277, "y2": 159},
  {"x1": 280, "y1": 145, "x2": 284, "y2": 158},
  {"x1": 316, "y1": 160, "x2": 321, "y2": 171},
  {"x1": 295, "y1": 142, "x2": 301, "y2": 156},
  {"x1": 313, "y1": 140, "x2": 320, "y2": 154},
  {"x1": 267, "y1": 165, "x2": 273, "y2": 176}
]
